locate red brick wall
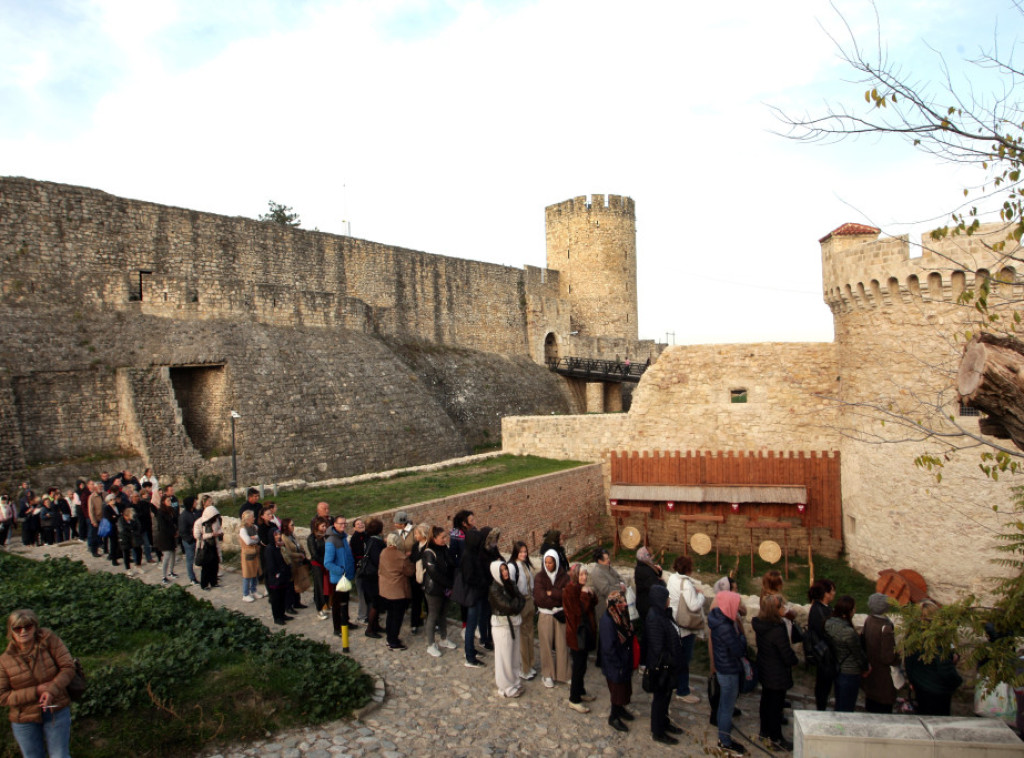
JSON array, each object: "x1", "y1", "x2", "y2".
[{"x1": 370, "y1": 464, "x2": 606, "y2": 556}]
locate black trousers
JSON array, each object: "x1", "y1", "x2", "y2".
[
  {"x1": 759, "y1": 686, "x2": 787, "y2": 741},
  {"x1": 569, "y1": 648, "x2": 589, "y2": 703},
  {"x1": 815, "y1": 665, "x2": 835, "y2": 711},
  {"x1": 200, "y1": 547, "x2": 219, "y2": 588},
  {"x1": 268, "y1": 585, "x2": 287, "y2": 621},
  {"x1": 331, "y1": 589, "x2": 351, "y2": 633},
  {"x1": 651, "y1": 686, "x2": 672, "y2": 736},
  {"x1": 385, "y1": 598, "x2": 409, "y2": 646}
]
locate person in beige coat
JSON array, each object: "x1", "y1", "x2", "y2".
[{"x1": 378, "y1": 532, "x2": 414, "y2": 651}]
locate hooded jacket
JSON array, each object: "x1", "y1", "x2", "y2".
[
  {"x1": 533, "y1": 549, "x2": 568, "y2": 614},
  {"x1": 708, "y1": 605, "x2": 747, "y2": 676},
  {"x1": 488, "y1": 560, "x2": 525, "y2": 637},
  {"x1": 645, "y1": 584, "x2": 681, "y2": 674}
]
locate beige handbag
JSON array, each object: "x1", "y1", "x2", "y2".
[{"x1": 674, "y1": 578, "x2": 705, "y2": 630}]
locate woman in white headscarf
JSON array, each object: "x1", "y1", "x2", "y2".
[
  {"x1": 489, "y1": 560, "x2": 525, "y2": 698},
  {"x1": 192, "y1": 496, "x2": 223, "y2": 590},
  {"x1": 533, "y1": 549, "x2": 570, "y2": 688}
]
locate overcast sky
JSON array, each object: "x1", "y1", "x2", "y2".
[{"x1": 1, "y1": 0, "x2": 1019, "y2": 345}]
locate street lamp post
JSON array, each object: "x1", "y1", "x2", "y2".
[{"x1": 230, "y1": 411, "x2": 241, "y2": 501}]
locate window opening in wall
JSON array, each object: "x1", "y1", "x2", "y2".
[
  {"x1": 169, "y1": 365, "x2": 229, "y2": 457},
  {"x1": 730, "y1": 389, "x2": 748, "y2": 404},
  {"x1": 959, "y1": 402, "x2": 981, "y2": 417}
]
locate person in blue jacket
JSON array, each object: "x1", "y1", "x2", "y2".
[
  {"x1": 708, "y1": 590, "x2": 748, "y2": 756},
  {"x1": 324, "y1": 514, "x2": 357, "y2": 638}
]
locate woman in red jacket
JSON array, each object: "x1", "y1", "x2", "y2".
[
  {"x1": 0, "y1": 609, "x2": 76, "y2": 758},
  {"x1": 563, "y1": 563, "x2": 597, "y2": 713}
]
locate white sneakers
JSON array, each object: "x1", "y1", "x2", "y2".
[
  {"x1": 242, "y1": 595, "x2": 255, "y2": 603},
  {"x1": 520, "y1": 667, "x2": 538, "y2": 680},
  {"x1": 317, "y1": 610, "x2": 329, "y2": 620},
  {"x1": 439, "y1": 638, "x2": 457, "y2": 650},
  {"x1": 427, "y1": 643, "x2": 442, "y2": 657},
  {"x1": 568, "y1": 701, "x2": 590, "y2": 713},
  {"x1": 543, "y1": 677, "x2": 555, "y2": 688}
]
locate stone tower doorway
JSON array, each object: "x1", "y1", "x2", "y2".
[{"x1": 544, "y1": 333, "x2": 560, "y2": 364}]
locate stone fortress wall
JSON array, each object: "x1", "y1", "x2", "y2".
[
  {"x1": 505, "y1": 223, "x2": 1022, "y2": 600},
  {"x1": 0, "y1": 178, "x2": 657, "y2": 487}
]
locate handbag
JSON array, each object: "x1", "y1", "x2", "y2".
[
  {"x1": 336, "y1": 575, "x2": 353, "y2": 593},
  {"x1": 891, "y1": 664, "x2": 907, "y2": 690},
  {"x1": 194, "y1": 540, "x2": 206, "y2": 567},
  {"x1": 553, "y1": 609, "x2": 567, "y2": 624},
  {"x1": 67, "y1": 658, "x2": 87, "y2": 701},
  {"x1": 632, "y1": 635, "x2": 641, "y2": 670},
  {"x1": 97, "y1": 518, "x2": 111, "y2": 538},
  {"x1": 675, "y1": 581, "x2": 705, "y2": 630}
]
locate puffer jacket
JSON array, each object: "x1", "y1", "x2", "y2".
[
  {"x1": 825, "y1": 616, "x2": 868, "y2": 675},
  {"x1": 708, "y1": 607, "x2": 747, "y2": 676},
  {"x1": 0, "y1": 630, "x2": 75, "y2": 723},
  {"x1": 488, "y1": 561, "x2": 525, "y2": 637},
  {"x1": 645, "y1": 585, "x2": 681, "y2": 673}
]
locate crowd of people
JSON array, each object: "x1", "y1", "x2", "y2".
[{"x1": 0, "y1": 474, "x2": 977, "y2": 756}]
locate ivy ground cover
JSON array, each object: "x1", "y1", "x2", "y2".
[{"x1": 0, "y1": 553, "x2": 373, "y2": 758}]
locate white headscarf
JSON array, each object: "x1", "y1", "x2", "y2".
[{"x1": 542, "y1": 548, "x2": 560, "y2": 584}]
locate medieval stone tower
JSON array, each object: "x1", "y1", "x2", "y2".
[
  {"x1": 545, "y1": 194, "x2": 639, "y2": 342},
  {"x1": 819, "y1": 222, "x2": 1019, "y2": 598}
]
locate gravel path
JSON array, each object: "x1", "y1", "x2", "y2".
[{"x1": 16, "y1": 540, "x2": 805, "y2": 758}]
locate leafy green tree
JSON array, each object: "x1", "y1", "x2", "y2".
[{"x1": 258, "y1": 200, "x2": 301, "y2": 227}]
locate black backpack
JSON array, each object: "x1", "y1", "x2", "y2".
[{"x1": 804, "y1": 626, "x2": 836, "y2": 674}]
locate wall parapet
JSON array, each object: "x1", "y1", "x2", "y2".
[{"x1": 820, "y1": 222, "x2": 1022, "y2": 313}]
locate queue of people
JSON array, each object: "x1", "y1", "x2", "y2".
[{"x1": 0, "y1": 475, "x2": 977, "y2": 756}]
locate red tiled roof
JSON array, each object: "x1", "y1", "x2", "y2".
[{"x1": 818, "y1": 223, "x2": 881, "y2": 243}]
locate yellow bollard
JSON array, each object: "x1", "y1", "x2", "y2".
[{"x1": 341, "y1": 625, "x2": 349, "y2": 653}]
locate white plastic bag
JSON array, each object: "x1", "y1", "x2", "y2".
[{"x1": 626, "y1": 585, "x2": 639, "y2": 621}]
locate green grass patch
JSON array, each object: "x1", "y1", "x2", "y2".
[
  {"x1": 0, "y1": 553, "x2": 373, "y2": 758},
  {"x1": 242, "y1": 455, "x2": 586, "y2": 525}
]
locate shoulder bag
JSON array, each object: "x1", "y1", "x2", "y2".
[{"x1": 674, "y1": 578, "x2": 705, "y2": 630}]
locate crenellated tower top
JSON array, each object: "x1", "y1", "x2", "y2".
[
  {"x1": 820, "y1": 222, "x2": 1022, "y2": 314},
  {"x1": 545, "y1": 194, "x2": 638, "y2": 341}
]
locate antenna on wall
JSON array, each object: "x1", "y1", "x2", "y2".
[{"x1": 342, "y1": 183, "x2": 351, "y2": 236}]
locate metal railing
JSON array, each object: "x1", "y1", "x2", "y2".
[{"x1": 545, "y1": 356, "x2": 649, "y2": 383}]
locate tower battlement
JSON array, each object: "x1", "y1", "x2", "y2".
[
  {"x1": 545, "y1": 194, "x2": 635, "y2": 221},
  {"x1": 820, "y1": 222, "x2": 1022, "y2": 313}
]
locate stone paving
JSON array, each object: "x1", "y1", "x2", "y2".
[{"x1": 16, "y1": 540, "x2": 812, "y2": 758}]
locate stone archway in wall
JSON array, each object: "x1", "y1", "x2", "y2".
[{"x1": 544, "y1": 332, "x2": 560, "y2": 364}]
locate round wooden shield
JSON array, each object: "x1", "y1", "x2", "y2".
[
  {"x1": 758, "y1": 540, "x2": 782, "y2": 564},
  {"x1": 690, "y1": 532, "x2": 712, "y2": 556},
  {"x1": 620, "y1": 526, "x2": 642, "y2": 550}
]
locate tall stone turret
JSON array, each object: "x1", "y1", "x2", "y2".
[
  {"x1": 820, "y1": 221, "x2": 1019, "y2": 600},
  {"x1": 545, "y1": 194, "x2": 638, "y2": 341}
]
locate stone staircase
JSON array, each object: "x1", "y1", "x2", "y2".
[{"x1": 117, "y1": 367, "x2": 207, "y2": 478}]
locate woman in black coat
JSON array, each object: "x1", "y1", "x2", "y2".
[
  {"x1": 634, "y1": 546, "x2": 664, "y2": 667},
  {"x1": 806, "y1": 578, "x2": 836, "y2": 711},
  {"x1": 645, "y1": 584, "x2": 683, "y2": 745},
  {"x1": 599, "y1": 589, "x2": 635, "y2": 732},
  {"x1": 753, "y1": 594, "x2": 799, "y2": 751}
]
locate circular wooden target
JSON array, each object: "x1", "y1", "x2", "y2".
[
  {"x1": 758, "y1": 540, "x2": 782, "y2": 564},
  {"x1": 620, "y1": 526, "x2": 642, "y2": 550},
  {"x1": 691, "y1": 532, "x2": 712, "y2": 556}
]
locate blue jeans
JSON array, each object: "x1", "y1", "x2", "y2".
[
  {"x1": 87, "y1": 522, "x2": 101, "y2": 555},
  {"x1": 675, "y1": 633, "x2": 696, "y2": 696},
  {"x1": 12, "y1": 705, "x2": 71, "y2": 758},
  {"x1": 465, "y1": 599, "x2": 483, "y2": 661},
  {"x1": 834, "y1": 672, "x2": 861, "y2": 712},
  {"x1": 243, "y1": 576, "x2": 258, "y2": 597},
  {"x1": 182, "y1": 541, "x2": 197, "y2": 583},
  {"x1": 716, "y1": 672, "x2": 740, "y2": 746}
]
